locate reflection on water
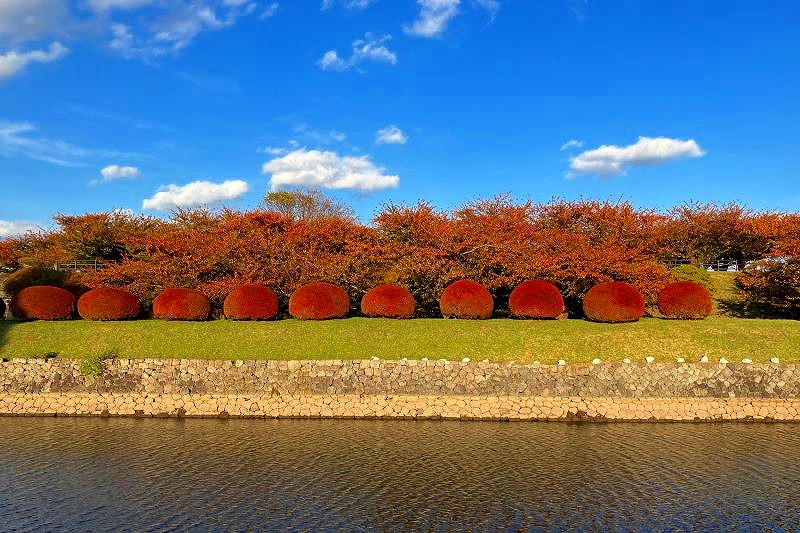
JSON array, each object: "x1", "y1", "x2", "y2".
[{"x1": 0, "y1": 417, "x2": 798, "y2": 531}]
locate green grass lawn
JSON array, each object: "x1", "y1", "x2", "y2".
[{"x1": 1, "y1": 316, "x2": 798, "y2": 363}]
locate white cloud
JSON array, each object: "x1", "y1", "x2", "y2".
[
  {"x1": 376, "y1": 125, "x2": 407, "y2": 145},
  {"x1": 260, "y1": 2, "x2": 279, "y2": 19},
  {"x1": 568, "y1": 136, "x2": 706, "y2": 177},
  {"x1": 322, "y1": 0, "x2": 377, "y2": 9},
  {"x1": 100, "y1": 164, "x2": 141, "y2": 181},
  {"x1": 0, "y1": 118, "x2": 136, "y2": 166},
  {"x1": 263, "y1": 149, "x2": 399, "y2": 191},
  {"x1": 262, "y1": 146, "x2": 289, "y2": 156},
  {"x1": 88, "y1": 0, "x2": 156, "y2": 10},
  {"x1": 319, "y1": 33, "x2": 397, "y2": 71},
  {"x1": 288, "y1": 123, "x2": 348, "y2": 145},
  {"x1": 0, "y1": 42, "x2": 68, "y2": 80},
  {"x1": 152, "y1": 5, "x2": 231, "y2": 53},
  {"x1": 109, "y1": 24, "x2": 156, "y2": 59},
  {"x1": 0, "y1": 119, "x2": 90, "y2": 166},
  {"x1": 142, "y1": 180, "x2": 250, "y2": 211},
  {"x1": 560, "y1": 139, "x2": 583, "y2": 151},
  {"x1": 107, "y1": 1, "x2": 260, "y2": 59},
  {"x1": 404, "y1": 0, "x2": 461, "y2": 38},
  {"x1": 319, "y1": 50, "x2": 348, "y2": 71},
  {"x1": 0, "y1": 219, "x2": 40, "y2": 238},
  {"x1": 0, "y1": 0, "x2": 71, "y2": 44},
  {"x1": 475, "y1": 0, "x2": 500, "y2": 21}
]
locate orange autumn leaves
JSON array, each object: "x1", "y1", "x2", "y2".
[{"x1": 2, "y1": 197, "x2": 798, "y2": 317}]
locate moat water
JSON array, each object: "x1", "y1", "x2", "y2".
[{"x1": 0, "y1": 418, "x2": 798, "y2": 531}]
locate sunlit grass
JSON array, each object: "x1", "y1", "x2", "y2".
[{"x1": 1, "y1": 316, "x2": 797, "y2": 364}]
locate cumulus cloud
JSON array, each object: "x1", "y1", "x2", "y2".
[
  {"x1": 0, "y1": 42, "x2": 68, "y2": 80},
  {"x1": 142, "y1": 180, "x2": 250, "y2": 211},
  {"x1": 0, "y1": 219, "x2": 40, "y2": 238},
  {"x1": 263, "y1": 149, "x2": 399, "y2": 191},
  {"x1": 100, "y1": 164, "x2": 140, "y2": 181},
  {"x1": 560, "y1": 139, "x2": 583, "y2": 151},
  {"x1": 404, "y1": 0, "x2": 461, "y2": 38},
  {"x1": 376, "y1": 125, "x2": 407, "y2": 145},
  {"x1": 318, "y1": 33, "x2": 397, "y2": 71},
  {"x1": 318, "y1": 50, "x2": 347, "y2": 70},
  {"x1": 568, "y1": 136, "x2": 706, "y2": 177}
]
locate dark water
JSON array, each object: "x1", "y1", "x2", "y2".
[{"x1": 1, "y1": 418, "x2": 799, "y2": 531}]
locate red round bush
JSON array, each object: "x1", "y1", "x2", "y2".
[
  {"x1": 10, "y1": 286, "x2": 75, "y2": 320},
  {"x1": 289, "y1": 282, "x2": 350, "y2": 320},
  {"x1": 582, "y1": 281, "x2": 645, "y2": 323},
  {"x1": 439, "y1": 279, "x2": 493, "y2": 319},
  {"x1": 78, "y1": 287, "x2": 140, "y2": 321},
  {"x1": 361, "y1": 284, "x2": 416, "y2": 319},
  {"x1": 509, "y1": 280, "x2": 565, "y2": 319},
  {"x1": 152, "y1": 288, "x2": 211, "y2": 321},
  {"x1": 657, "y1": 281, "x2": 713, "y2": 319},
  {"x1": 224, "y1": 284, "x2": 279, "y2": 320}
]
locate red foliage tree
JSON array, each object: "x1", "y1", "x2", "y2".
[
  {"x1": 439, "y1": 279, "x2": 493, "y2": 319},
  {"x1": 582, "y1": 281, "x2": 645, "y2": 323},
  {"x1": 52, "y1": 197, "x2": 794, "y2": 320},
  {"x1": 152, "y1": 288, "x2": 211, "y2": 321},
  {"x1": 361, "y1": 284, "x2": 416, "y2": 318},
  {"x1": 223, "y1": 284, "x2": 279, "y2": 320},
  {"x1": 77, "y1": 287, "x2": 140, "y2": 320},
  {"x1": 508, "y1": 280, "x2": 565, "y2": 319},
  {"x1": 289, "y1": 282, "x2": 350, "y2": 320},
  {"x1": 657, "y1": 281, "x2": 713, "y2": 319},
  {"x1": 10, "y1": 286, "x2": 75, "y2": 320}
]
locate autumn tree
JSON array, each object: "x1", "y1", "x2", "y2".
[{"x1": 262, "y1": 190, "x2": 356, "y2": 222}]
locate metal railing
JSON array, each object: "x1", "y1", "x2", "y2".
[{"x1": 662, "y1": 258, "x2": 747, "y2": 272}]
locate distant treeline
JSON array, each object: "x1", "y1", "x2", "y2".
[{"x1": 1, "y1": 192, "x2": 798, "y2": 317}]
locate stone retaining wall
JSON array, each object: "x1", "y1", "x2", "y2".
[{"x1": 2, "y1": 358, "x2": 800, "y2": 421}]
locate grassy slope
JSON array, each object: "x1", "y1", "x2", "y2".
[
  {"x1": 709, "y1": 271, "x2": 740, "y2": 314},
  {"x1": 1, "y1": 317, "x2": 798, "y2": 363}
]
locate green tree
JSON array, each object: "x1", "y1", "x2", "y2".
[{"x1": 262, "y1": 190, "x2": 355, "y2": 221}]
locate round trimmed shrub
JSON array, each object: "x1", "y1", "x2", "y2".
[
  {"x1": 3, "y1": 267, "x2": 67, "y2": 295},
  {"x1": 670, "y1": 265, "x2": 716, "y2": 294},
  {"x1": 152, "y1": 288, "x2": 211, "y2": 321},
  {"x1": 439, "y1": 279, "x2": 493, "y2": 319},
  {"x1": 289, "y1": 282, "x2": 350, "y2": 320},
  {"x1": 582, "y1": 281, "x2": 645, "y2": 323},
  {"x1": 509, "y1": 280, "x2": 565, "y2": 319},
  {"x1": 223, "y1": 284, "x2": 279, "y2": 321},
  {"x1": 10, "y1": 286, "x2": 76, "y2": 320},
  {"x1": 2, "y1": 266, "x2": 86, "y2": 297},
  {"x1": 361, "y1": 284, "x2": 416, "y2": 319},
  {"x1": 77, "y1": 287, "x2": 140, "y2": 321},
  {"x1": 657, "y1": 281, "x2": 713, "y2": 319}
]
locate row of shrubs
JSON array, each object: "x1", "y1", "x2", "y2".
[{"x1": 4, "y1": 279, "x2": 712, "y2": 322}]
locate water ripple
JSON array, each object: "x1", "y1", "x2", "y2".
[{"x1": 1, "y1": 418, "x2": 799, "y2": 531}]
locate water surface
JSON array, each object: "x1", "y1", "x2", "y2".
[{"x1": 1, "y1": 418, "x2": 798, "y2": 531}]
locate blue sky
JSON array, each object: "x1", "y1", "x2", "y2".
[{"x1": 1, "y1": 0, "x2": 799, "y2": 234}]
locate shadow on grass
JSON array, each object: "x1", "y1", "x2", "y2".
[{"x1": 0, "y1": 318, "x2": 11, "y2": 359}]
